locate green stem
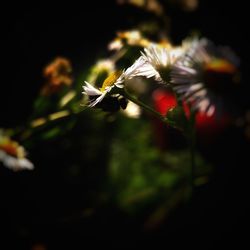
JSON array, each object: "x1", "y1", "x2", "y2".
[
  {"x1": 189, "y1": 110, "x2": 196, "y2": 195},
  {"x1": 123, "y1": 89, "x2": 175, "y2": 126},
  {"x1": 124, "y1": 88, "x2": 196, "y2": 195},
  {"x1": 13, "y1": 105, "x2": 85, "y2": 141}
]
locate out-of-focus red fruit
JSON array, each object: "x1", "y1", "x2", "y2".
[
  {"x1": 195, "y1": 111, "x2": 231, "y2": 136},
  {"x1": 153, "y1": 89, "x2": 177, "y2": 116},
  {"x1": 152, "y1": 89, "x2": 232, "y2": 147},
  {"x1": 152, "y1": 89, "x2": 185, "y2": 150}
]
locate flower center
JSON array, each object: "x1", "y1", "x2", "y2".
[
  {"x1": 100, "y1": 71, "x2": 123, "y2": 92},
  {"x1": 158, "y1": 66, "x2": 171, "y2": 83}
]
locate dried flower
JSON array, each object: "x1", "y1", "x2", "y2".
[{"x1": 42, "y1": 57, "x2": 73, "y2": 95}]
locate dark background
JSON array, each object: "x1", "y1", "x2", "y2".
[{"x1": 1, "y1": 1, "x2": 249, "y2": 249}]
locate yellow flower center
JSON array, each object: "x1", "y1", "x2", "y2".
[{"x1": 100, "y1": 71, "x2": 123, "y2": 92}]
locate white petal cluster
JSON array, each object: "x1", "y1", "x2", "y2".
[{"x1": 0, "y1": 150, "x2": 34, "y2": 171}]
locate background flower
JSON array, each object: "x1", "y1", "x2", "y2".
[
  {"x1": 171, "y1": 38, "x2": 239, "y2": 116},
  {"x1": 0, "y1": 131, "x2": 34, "y2": 171}
]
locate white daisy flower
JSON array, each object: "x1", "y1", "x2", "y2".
[
  {"x1": 171, "y1": 38, "x2": 239, "y2": 116},
  {"x1": 0, "y1": 131, "x2": 34, "y2": 171},
  {"x1": 0, "y1": 151, "x2": 34, "y2": 171},
  {"x1": 83, "y1": 49, "x2": 184, "y2": 108},
  {"x1": 123, "y1": 56, "x2": 157, "y2": 80},
  {"x1": 83, "y1": 71, "x2": 125, "y2": 107},
  {"x1": 83, "y1": 56, "x2": 159, "y2": 107},
  {"x1": 140, "y1": 43, "x2": 184, "y2": 82}
]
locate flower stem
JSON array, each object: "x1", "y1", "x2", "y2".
[
  {"x1": 13, "y1": 105, "x2": 85, "y2": 141},
  {"x1": 189, "y1": 110, "x2": 196, "y2": 195},
  {"x1": 122, "y1": 89, "x2": 175, "y2": 126}
]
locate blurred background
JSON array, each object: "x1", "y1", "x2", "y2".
[{"x1": 1, "y1": 0, "x2": 249, "y2": 249}]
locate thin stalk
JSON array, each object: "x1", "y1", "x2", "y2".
[
  {"x1": 123, "y1": 90, "x2": 175, "y2": 126},
  {"x1": 13, "y1": 105, "x2": 85, "y2": 141},
  {"x1": 189, "y1": 110, "x2": 196, "y2": 195}
]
